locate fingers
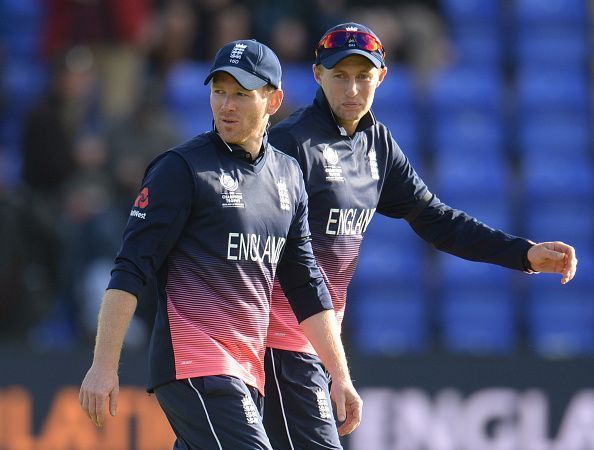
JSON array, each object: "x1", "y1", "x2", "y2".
[
  {"x1": 94, "y1": 392, "x2": 105, "y2": 427},
  {"x1": 560, "y1": 243, "x2": 577, "y2": 284},
  {"x1": 531, "y1": 242, "x2": 578, "y2": 282},
  {"x1": 79, "y1": 388, "x2": 90, "y2": 421},
  {"x1": 337, "y1": 395, "x2": 362, "y2": 436},
  {"x1": 109, "y1": 384, "x2": 119, "y2": 417},
  {"x1": 79, "y1": 368, "x2": 117, "y2": 427},
  {"x1": 335, "y1": 393, "x2": 346, "y2": 423},
  {"x1": 543, "y1": 249, "x2": 565, "y2": 261}
]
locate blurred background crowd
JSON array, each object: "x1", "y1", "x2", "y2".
[{"x1": 0, "y1": 0, "x2": 592, "y2": 358}]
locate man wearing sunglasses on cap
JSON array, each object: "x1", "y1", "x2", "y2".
[
  {"x1": 263, "y1": 22, "x2": 578, "y2": 449},
  {"x1": 79, "y1": 39, "x2": 362, "y2": 449}
]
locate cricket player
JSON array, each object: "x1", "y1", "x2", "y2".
[
  {"x1": 79, "y1": 39, "x2": 362, "y2": 449},
  {"x1": 263, "y1": 22, "x2": 578, "y2": 449}
]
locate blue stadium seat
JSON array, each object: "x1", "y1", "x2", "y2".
[
  {"x1": 524, "y1": 202, "x2": 593, "y2": 244},
  {"x1": 516, "y1": 68, "x2": 590, "y2": 115},
  {"x1": 527, "y1": 286, "x2": 594, "y2": 357},
  {"x1": 3, "y1": 0, "x2": 44, "y2": 18},
  {"x1": 171, "y1": 109, "x2": 213, "y2": 140},
  {"x1": 165, "y1": 61, "x2": 211, "y2": 112},
  {"x1": 434, "y1": 152, "x2": 509, "y2": 199},
  {"x1": 438, "y1": 252, "x2": 514, "y2": 288},
  {"x1": 351, "y1": 287, "x2": 428, "y2": 354},
  {"x1": 521, "y1": 154, "x2": 593, "y2": 202},
  {"x1": 514, "y1": 28, "x2": 590, "y2": 67},
  {"x1": 450, "y1": 25, "x2": 503, "y2": 69},
  {"x1": 1, "y1": 117, "x2": 24, "y2": 147},
  {"x1": 441, "y1": 0, "x2": 501, "y2": 24},
  {"x1": 376, "y1": 111, "x2": 420, "y2": 164},
  {"x1": 428, "y1": 66, "x2": 503, "y2": 116},
  {"x1": 281, "y1": 63, "x2": 317, "y2": 109},
  {"x1": 165, "y1": 62, "x2": 213, "y2": 138},
  {"x1": 1, "y1": 0, "x2": 45, "y2": 59},
  {"x1": 514, "y1": 0, "x2": 589, "y2": 27},
  {"x1": 519, "y1": 113, "x2": 590, "y2": 158},
  {"x1": 3, "y1": 29, "x2": 42, "y2": 59},
  {"x1": 441, "y1": 286, "x2": 516, "y2": 354},
  {"x1": 2, "y1": 61, "x2": 48, "y2": 115},
  {"x1": 373, "y1": 64, "x2": 416, "y2": 111},
  {"x1": 433, "y1": 112, "x2": 505, "y2": 158},
  {"x1": 372, "y1": 65, "x2": 419, "y2": 158},
  {"x1": 356, "y1": 217, "x2": 424, "y2": 287}
]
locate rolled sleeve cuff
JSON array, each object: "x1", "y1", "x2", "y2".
[
  {"x1": 288, "y1": 279, "x2": 333, "y2": 323},
  {"x1": 107, "y1": 269, "x2": 145, "y2": 298}
]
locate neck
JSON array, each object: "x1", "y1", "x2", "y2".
[
  {"x1": 241, "y1": 138, "x2": 263, "y2": 159},
  {"x1": 327, "y1": 102, "x2": 359, "y2": 136},
  {"x1": 340, "y1": 120, "x2": 358, "y2": 136}
]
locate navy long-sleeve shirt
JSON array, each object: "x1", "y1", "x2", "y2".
[
  {"x1": 267, "y1": 88, "x2": 533, "y2": 354},
  {"x1": 108, "y1": 131, "x2": 332, "y2": 392}
]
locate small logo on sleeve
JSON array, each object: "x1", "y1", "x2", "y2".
[
  {"x1": 130, "y1": 187, "x2": 149, "y2": 219},
  {"x1": 134, "y1": 187, "x2": 149, "y2": 208}
]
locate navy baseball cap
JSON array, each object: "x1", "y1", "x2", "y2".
[
  {"x1": 204, "y1": 39, "x2": 282, "y2": 90},
  {"x1": 315, "y1": 22, "x2": 386, "y2": 69}
]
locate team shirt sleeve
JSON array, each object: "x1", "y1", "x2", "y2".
[
  {"x1": 108, "y1": 151, "x2": 195, "y2": 298},
  {"x1": 275, "y1": 170, "x2": 333, "y2": 323},
  {"x1": 377, "y1": 134, "x2": 533, "y2": 272}
]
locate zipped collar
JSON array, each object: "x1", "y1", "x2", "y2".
[{"x1": 313, "y1": 87, "x2": 377, "y2": 137}]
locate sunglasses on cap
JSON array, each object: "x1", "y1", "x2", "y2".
[{"x1": 316, "y1": 30, "x2": 385, "y2": 57}]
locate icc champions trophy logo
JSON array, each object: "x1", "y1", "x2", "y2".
[
  {"x1": 323, "y1": 145, "x2": 339, "y2": 165},
  {"x1": 220, "y1": 172, "x2": 239, "y2": 192}
]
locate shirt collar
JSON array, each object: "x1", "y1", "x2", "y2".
[{"x1": 213, "y1": 128, "x2": 268, "y2": 164}]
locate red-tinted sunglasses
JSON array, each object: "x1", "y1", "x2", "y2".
[{"x1": 316, "y1": 30, "x2": 385, "y2": 57}]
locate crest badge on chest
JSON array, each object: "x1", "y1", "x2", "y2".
[
  {"x1": 321, "y1": 145, "x2": 344, "y2": 182},
  {"x1": 368, "y1": 148, "x2": 380, "y2": 180},
  {"x1": 220, "y1": 172, "x2": 245, "y2": 208}
]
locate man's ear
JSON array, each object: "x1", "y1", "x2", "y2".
[
  {"x1": 266, "y1": 88, "x2": 284, "y2": 116},
  {"x1": 313, "y1": 64, "x2": 322, "y2": 85},
  {"x1": 377, "y1": 67, "x2": 388, "y2": 86}
]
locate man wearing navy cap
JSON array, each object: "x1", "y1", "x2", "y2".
[
  {"x1": 79, "y1": 39, "x2": 362, "y2": 449},
  {"x1": 263, "y1": 22, "x2": 578, "y2": 449}
]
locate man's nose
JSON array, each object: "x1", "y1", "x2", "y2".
[
  {"x1": 221, "y1": 95, "x2": 236, "y2": 111},
  {"x1": 345, "y1": 78, "x2": 357, "y2": 97}
]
